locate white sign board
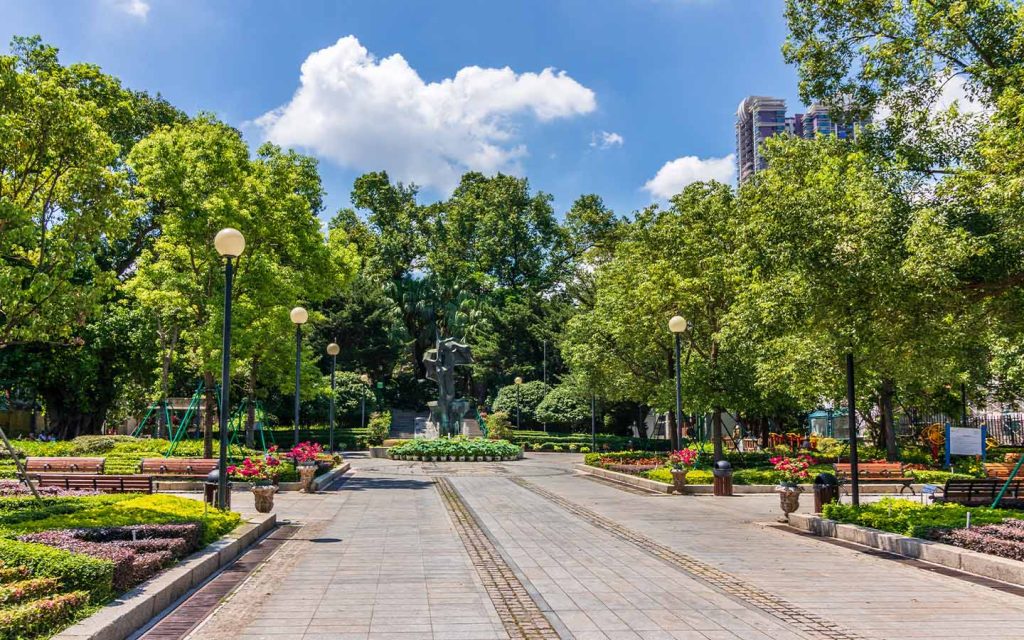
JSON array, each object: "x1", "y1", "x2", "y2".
[{"x1": 948, "y1": 427, "x2": 984, "y2": 456}]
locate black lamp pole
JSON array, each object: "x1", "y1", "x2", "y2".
[
  {"x1": 674, "y1": 332, "x2": 683, "y2": 447},
  {"x1": 294, "y1": 324, "x2": 301, "y2": 446},
  {"x1": 327, "y1": 343, "x2": 338, "y2": 452},
  {"x1": 591, "y1": 392, "x2": 596, "y2": 450},
  {"x1": 846, "y1": 352, "x2": 860, "y2": 506},
  {"x1": 217, "y1": 257, "x2": 234, "y2": 510}
]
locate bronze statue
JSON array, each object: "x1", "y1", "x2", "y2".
[{"x1": 423, "y1": 338, "x2": 474, "y2": 437}]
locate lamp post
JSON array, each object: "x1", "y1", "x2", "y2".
[
  {"x1": 514, "y1": 376, "x2": 523, "y2": 430},
  {"x1": 326, "y1": 342, "x2": 340, "y2": 452},
  {"x1": 846, "y1": 353, "x2": 860, "y2": 506},
  {"x1": 591, "y1": 392, "x2": 597, "y2": 451},
  {"x1": 669, "y1": 315, "x2": 688, "y2": 449},
  {"x1": 360, "y1": 374, "x2": 370, "y2": 430},
  {"x1": 290, "y1": 306, "x2": 308, "y2": 447},
  {"x1": 214, "y1": 228, "x2": 245, "y2": 510}
]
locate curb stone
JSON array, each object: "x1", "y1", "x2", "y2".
[
  {"x1": 784, "y1": 512, "x2": 1024, "y2": 587},
  {"x1": 53, "y1": 513, "x2": 276, "y2": 640}
]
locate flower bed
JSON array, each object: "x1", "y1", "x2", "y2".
[
  {"x1": 387, "y1": 438, "x2": 522, "y2": 461},
  {"x1": 0, "y1": 493, "x2": 241, "y2": 638}
]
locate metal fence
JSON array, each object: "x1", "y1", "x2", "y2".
[{"x1": 896, "y1": 412, "x2": 1024, "y2": 446}]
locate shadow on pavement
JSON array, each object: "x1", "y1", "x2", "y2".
[{"x1": 329, "y1": 475, "x2": 435, "y2": 491}]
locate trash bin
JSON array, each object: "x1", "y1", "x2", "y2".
[
  {"x1": 813, "y1": 472, "x2": 839, "y2": 513},
  {"x1": 204, "y1": 468, "x2": 230, "y2": 510},
  {"x1": 713, "y1": 460, "x2": 733, "y2": 497}
]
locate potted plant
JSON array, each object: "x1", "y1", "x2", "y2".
[
  {"x1": 228, "y1": 454, "x2": 282, "y2": 513},
  {"x1": 667, "y1": 449, "x2": 698, "y2": 494},
  {"x1": 289, "y1": 442, "x2": 323, "y2": 493},
  {"x1": 771, "y1": 454, "x2": 812, "y2": 522}
]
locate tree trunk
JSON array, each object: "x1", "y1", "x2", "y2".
[
  {"x1": 760, "y1": 417, "x2": 770, "y2": 449},
  {"x1": 880, "y1": 378, "x2": 898, "y2": 462},
  {"x1": 667, "y1": 410, "x2": 679, "y2": 450},
  {"x1": 245, "y1": 366, "x2": 257, "y2": 449},
  {"x1": 712, "y1": 407, "x2": 724, "y2": 462},
  {"x1": 156, "y1": 322, "x2": 178, "y2": 440},
  {"x1": 203, "y1": 370, "x2": 215, "y2": 458}
]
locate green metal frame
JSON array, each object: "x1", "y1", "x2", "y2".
[{"x1": 164, "y1": 383, "x2": 205, "y2": 457}]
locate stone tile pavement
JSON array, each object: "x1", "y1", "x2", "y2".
[{"x1": 179, "y1": 454, "x2": 1024, "y2": 639}]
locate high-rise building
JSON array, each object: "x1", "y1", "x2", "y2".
[
  {"x1": 802, "y1": 104, "x2": 860, "y2": 140},
  {"x1": 735, "y1": 96, "x2": 787, "y2": 183},
  {"x1": 736, "y1": 97, "x2": 869, "y2": 182}
]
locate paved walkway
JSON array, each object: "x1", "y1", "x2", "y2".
[{"x1": 184, "y1": 454, "x2": 1024, "y2": 639}]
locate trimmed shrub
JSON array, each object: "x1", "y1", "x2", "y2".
[
  {"x1": 492, "y1": 381, "x2": 552, "y2": 427},
  {"x1": 366, "y1": 412, "x2": 391, "y2": 447},
  {"x1": 0, "y1": 577, "x2": 60, "y2": 606},
  {"x1": 388, "y1": 437, "x2": 521, "y2": 460},
  {"x1": 0, "y1": 590, "x2": 89, "y2": 640},
  {"x1": 486, "y1": 412, "x2": 513, "y2": 441},
  {"x1": 0, "y1": 539, "x2": 113, "y2": 603},
  {"x1": 822, "y1": 498, "x2": 1016, "y2": 538},
  {"x1": 534, "y1": 384, "x2": 591, "y2": 429}
]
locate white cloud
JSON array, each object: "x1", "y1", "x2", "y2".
[
  {"x1": 643, "y1": 154, "x2": 735, "y2": 199},
  {"x1": 590, "y1": 130, "x2": 624, "y2": 149},
  {"x1": 256, "y1": 36, "x2": 597, "y2": 192},
  {"x1": 107, "y1": 0, "x2": 150, "y2": 19}
]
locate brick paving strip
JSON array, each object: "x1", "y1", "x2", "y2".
[
  {"x1": 136, "y1": 523, "x2": 302, "y2": 640},
  {"x1": 435, "y1": 477, "x2": 564, "y2": 640},
  {"x1": 511, "y1": 477, "x2": 867, "y2": 640}
]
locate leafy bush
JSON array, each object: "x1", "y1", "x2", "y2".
[
  {"x1": 814, "y1": 437, "x2": 844, "y2": 459},
  {"x1": 68, "y1": 436, "x2": 137, "y2": 455},
  {"x1": 534, "y1": 383, "x2": 590, "y2": 428},
  {"x1": 579, "y1": 446, "x2": 591, "y2": 453},
  {"x1": 0, "y1": 539, "x2": 113, "y2": 603},
  {"x1": 822, "y1": 497, "x2": 1016, "y2": 538},
  {"x1": 366, "y1": 412, "x2": 391, "y2": 446},
  {"x1": 904, "y1": 469, "x2": 975, "y2": 483},
  {"x1": 492, "y1": 381, "x2": 552, "y2": 427},
  {"x1": 387, "y1": 438, "x2": 521, "y2": 460},
  {"x1": 486, "y1": 412, "x2": 513, "y2": 441}
]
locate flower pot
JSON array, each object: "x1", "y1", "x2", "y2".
[
  {"x1": 458, "y1": 456, "x2": 466, "y2": 462},
  {"x1": 670, "y1": 469, "x2": 688, "y2": 494},
  {"x1": 485, "y1": 456, "x2": 493, "y2": 462},
  {"x1": 775, "y1": 484, "x2": 803, "y2": 522},
  {"x1": 298, "y1": 463, "x2": 317, "y2": 493},
  {"x1": 252, "y1": 484, "x2": 276, "y2": 513}
]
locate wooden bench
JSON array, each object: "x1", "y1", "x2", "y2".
[
  {"x1": 32, "y1": 474, "x2": 153, "y2": 494},
  {"x1": 984, "y1": 463, "x2": 1020, "y2": 479},
  {"x1": 833, "y1": 462, "x2": 915, "y2": 495},
  {"x1": 937, "y1": 478, "x2": 1024, "y2": 507},
  {"x1": 25, "y1": 457, "x2": 105, "y2": 474},
  {"x1": 140, "y1": 458, "x2": 219, "y2": 479}
]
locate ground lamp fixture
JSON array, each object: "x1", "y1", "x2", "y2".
[
  {"x1": 514, "y1": 376, "x2": 523, "y2": 430},
  {"x1": 669, "y1": 315, "x2": 687, "y2": 448},
  {"x1": 290, "y1": 306, "x2": 308, "y2": 446},
  {"x1": 214, "y1": 228, "x2": 245, "y2": 510},
  {"x1": 327, "y1": 342, "x2": 340, "y2": 452}
]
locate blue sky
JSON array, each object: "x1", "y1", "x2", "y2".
[{"x1": 0, "y1": 0, "x2": 804, "y2": 219}]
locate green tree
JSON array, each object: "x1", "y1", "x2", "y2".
[{"x1": 492, "y1": 380, "x2": 551, "y2": 428}]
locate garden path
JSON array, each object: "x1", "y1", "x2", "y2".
[{"x1": 183, "y1": 454, "x2": 1024, "y2": 639}]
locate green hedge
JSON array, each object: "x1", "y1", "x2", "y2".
[
  {"x1": 388, "y1": 438, "x2": 522, "y2": 460},
  {"x1": 822, "y1": 497, "x2": 1018, "y2": 538},
  {"x1": 0, "y1": 539, "x2": 113, "y2": 604}
]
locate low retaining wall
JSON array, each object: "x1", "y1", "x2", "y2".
[
  {"x1": 574, "y1": 464, "x2": 922, "y2": 495},
  {"x1": 54, "y1": 512, "x2": 277, "y2": 640},
  {"x1": 154, "y1": 461, "x2": 350, "y2": 493},
  {"x1": 786, "y1": 513, "x2": 1024, "y2": 587}
]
